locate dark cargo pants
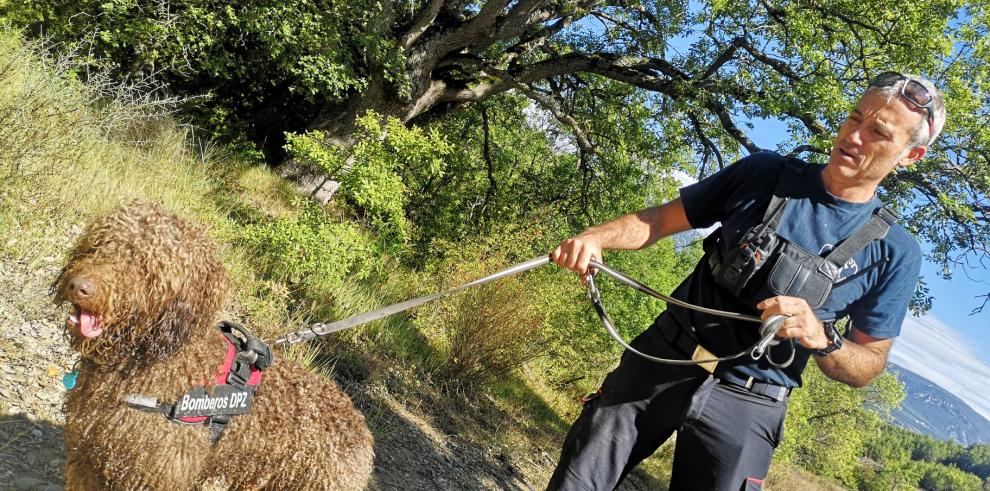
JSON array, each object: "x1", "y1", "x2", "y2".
[{"x1": 547, "y1": 317, "x2": 788, "y2": 491}]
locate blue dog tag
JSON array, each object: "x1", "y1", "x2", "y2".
[{"x1": 63, "y1": 370, "x2": 79, "y2": 390}]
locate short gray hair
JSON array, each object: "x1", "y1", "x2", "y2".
[{"x1": 863, "y1": 74, "x2": 946, "y2": 148}]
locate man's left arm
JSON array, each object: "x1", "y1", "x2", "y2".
[
  {"x1": 812, "y1": 328, "x2": 892, "y2": 387},
  {"x1": 757, "y1": 296, "x2": 892, "y2": 387}
]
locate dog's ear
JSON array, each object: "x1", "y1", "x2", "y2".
[
  {"x1": 137, "y1": 250, "x2": 228, "y2": 360},
  {"x1": 138, "y1": 298, "x2": 202, "y2": 360}
]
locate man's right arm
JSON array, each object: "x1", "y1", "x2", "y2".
[{"x1": 551, "y1": 198, "x2": 692, "y2": 275}]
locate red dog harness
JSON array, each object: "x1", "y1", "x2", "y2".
[{"x1": 124, "y1": 322, "x2": 271, "y2": 444}]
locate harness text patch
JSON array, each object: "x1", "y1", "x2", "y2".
[{"x1": 171, "y1": 385, "x2": 255, "y2": 418}]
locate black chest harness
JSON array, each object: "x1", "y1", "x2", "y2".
[
  {"x1": 704, "y1": 160, "x2": 897, "y2": 311},
  {"x1": 124, "y1": 322, "x2": 273, "y2": 444}
]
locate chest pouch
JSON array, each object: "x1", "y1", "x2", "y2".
[
  {"x1": 707, "y1": 198, "x2": 786, "y2": 298},
  {"x1": 705, "y1": 162, "x2": 897, "y2": 308}
]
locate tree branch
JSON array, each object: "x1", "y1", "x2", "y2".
[
  {"x1": 699, "y1": 38, "x2": 742, "y2": 80},
  {"x1": 478, "y1": 105, "x2": 497, "y2": 225},
  {"x1": 687, "y1": 111, "x2": 724, "y2": 173},
  {"x1": 401, "y1": 0, "x2": 446, "y2": 50},
  {"x1": 735, "y1": 37, "x2": 803, "y2": 83},
  {"x1": 514, "y1": 81, "x2": 596, "y2": 156},
  {"x1": 704, "y1": 98, "x2": 761, "y2": 154}
]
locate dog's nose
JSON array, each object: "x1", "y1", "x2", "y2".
[{"x1": 67, "y1": 276, "x2": 96, "y2": 299}]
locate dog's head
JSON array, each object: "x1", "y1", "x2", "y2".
[{"x1": 54, "y1": 201, "x2": 229, "y2": 365}]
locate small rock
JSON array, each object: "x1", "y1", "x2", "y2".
[
  {"x1": 31, "y1": 429, "x2": 43, "y2": 438},
  {"x1": 13, "y1": 477, "x2": 44, "y2": 490}
]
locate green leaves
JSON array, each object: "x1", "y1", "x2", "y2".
[
  {"x1": 1, "y1": 0, "x2": 403, "y2": 142},
  {"x1": 776, "y1": 364, "x2": 905, "y2": 486},
  {"x1": 239, "y1": 198, "x2": 376, "y2": 295},
  {"x1": 284, "y1": 111, "x2": 452, "y2": 246}
]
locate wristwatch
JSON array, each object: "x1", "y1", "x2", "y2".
[{"x1": 811, "y1": 320, "x2": 843, "y2": 357}]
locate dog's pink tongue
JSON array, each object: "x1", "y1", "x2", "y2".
[{"x1": 79, "y1": 309, "x2": 103, "y2": 338}]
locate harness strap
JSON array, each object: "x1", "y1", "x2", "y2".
[
  {"x1": 123, "y1": 322, "x2": 270, "y2": 445},
  {"x1": 760, "y1": 160, "x2": 806, "y2": 231},
  {"x1": 822, "y1": 207, "x2": 896, "y2": 267}
]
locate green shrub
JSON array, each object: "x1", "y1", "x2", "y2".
[
  {"x1": 239, "y1": 198, "x2": 376, "y2": 298},
  {"x1": 920, "y1": 463, "x2": 984, "y2": 490},
  {"x1": 430, "y1": 274, "x2": 546, "y2": 388},
  {"x1": 0, "y1": 31, "x2": 96, "y2": 182},
  {"x1": 283, "y1": 111, "x2": 452, "y2": 245}
]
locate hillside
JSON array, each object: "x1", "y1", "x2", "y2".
[
  {"x1": 889, "y1": 363, "x2": 990, "y2": 446},
  {"x1": 0, "y1": 26, "x2": 918, "y2": 491}
]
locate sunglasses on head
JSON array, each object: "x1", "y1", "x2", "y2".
[{"x1": 869, "y1": 71, "x2": 935, "y2": 141}]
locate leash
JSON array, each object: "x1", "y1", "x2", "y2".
[
  {"x1": 584, "y1": 261, "x2": 792, "y2": 367},
  {"x1": 272, "y1": 256, "x2": 793, "y2": 367},
  {"x1": 273, "y1": 256, "x2": 553, "y2": 346}
]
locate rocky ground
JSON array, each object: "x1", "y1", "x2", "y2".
[{"x1": 0, "y1": 254, "x2": 71, "y2": 491}]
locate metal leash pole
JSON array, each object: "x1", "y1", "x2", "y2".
[
  {"x1": 272, "y1": 255, "x2": 792, "y2": 367},
  {"x1": 274, "y1": 256, "x2": 551, "y2": 346}
]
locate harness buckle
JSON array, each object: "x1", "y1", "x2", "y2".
[{"x1": 124, "y1": 394, "x2": 164, "y2": 412}]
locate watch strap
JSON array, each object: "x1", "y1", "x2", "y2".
[{"x1": 812, "y1": 320, "x2": 843, "y2": 357}]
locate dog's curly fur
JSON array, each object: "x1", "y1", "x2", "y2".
[{"x1": 54, "y1": 201, "x2": 374, "y2": 490}]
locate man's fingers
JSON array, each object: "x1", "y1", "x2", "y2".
[
  {"x1": 758, "y1": 296, "x2": 812, "y2": 319},
  {"x1": 551, "y1": 236, "x2": 602, "y2": 277},
  {"x1": 776, "y1": 326, "x2": 804, "y2": 339},
  {"x1": 576, "y1": 248, "x2": 594, "y2": 275}
]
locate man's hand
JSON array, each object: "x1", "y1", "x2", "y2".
[
  {"x1": 756, "y1": 296, "x2": 829, "y2": 350},
  {"x1": 551, "y1": 234, "x2": 603, "y2": 278},
  {"x1": 549, "y1": 199, "x2": 693, "y2": 280},
  {"x1": 757, "y1": 295, "x2": 893, "y2": 387}
]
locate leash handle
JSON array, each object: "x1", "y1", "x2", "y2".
[
  {"x1": 586, "y1": 265, "x2": 795, "y2": 367},
  {"x1": 587, "y1": 259, "x2": 763, "y2": 323},
  {"x1": 585, "y1": 273, "x2": 753, "y2": 365}
]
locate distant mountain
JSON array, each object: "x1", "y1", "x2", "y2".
[{"x1": 887, "y1": 363, "x2": 990, "y2": 446}]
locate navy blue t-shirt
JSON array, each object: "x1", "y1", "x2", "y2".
[{"x1": 673, "y1": 151, "x2": 921, "y2": 387}]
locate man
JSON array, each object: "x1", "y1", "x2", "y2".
[{"x1": 547, "y1": 72, "x2": 946, "y2": 490}]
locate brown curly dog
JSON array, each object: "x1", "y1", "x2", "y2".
[{"x1": 54, "y1": 201, "x2": 374, "y2": 490}]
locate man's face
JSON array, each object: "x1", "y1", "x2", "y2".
[{"x1": 828, "y1": 90, "x2": 927, "y2": 186}]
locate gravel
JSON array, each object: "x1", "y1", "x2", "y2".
[{"x1": 1, "y1": 254, "x2": 71, "y2": 491}]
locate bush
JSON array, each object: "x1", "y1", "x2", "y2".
[
  {"x1": 920, "y1": 463, "x2": 984, "y2": 490},
  {"x1": 431, "y1": 275, "x2": 546, "y2": 388},
  {"x1": 283, "y1": 111, "x2": 452, "y2": 245},
  {"x1": 238, "y1": 198, "x2": 377, "y2": 298}
]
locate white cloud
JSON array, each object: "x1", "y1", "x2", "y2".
[
  {"x1": 889, "y1": 315, "x2": 990, "y2": 421},
  {"x1": 670, "y1": 169, "x2": 698, "y2": 188}
]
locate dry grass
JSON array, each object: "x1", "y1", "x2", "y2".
[
  {"x1": 427, "y1": 273, "x2": 546, "y2": 388},
  {"x1": 767, "y1": 461, "x2": 849, "y2": 490}
]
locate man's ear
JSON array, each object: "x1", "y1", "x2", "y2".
[{"x1": 899, "y1": 145, "x2": 927, "y2": 168}]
